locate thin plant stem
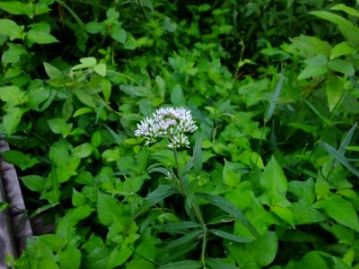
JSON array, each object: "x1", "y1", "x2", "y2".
[
  {"x1": 172, "y1": 148, "x2": 207, "y2": 267},
  {"x1": 55, "y1": 0, "x2": 86, "y2": 29},
  {"x1": 173, "y1": 148, "x2": 184, "y2": 194}
]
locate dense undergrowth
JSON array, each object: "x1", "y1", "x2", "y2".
[{"x1": 1, "y1": 0, "x2": 359, "y2": 268}]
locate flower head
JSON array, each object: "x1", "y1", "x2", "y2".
[{"x1": 135, "y1": 107, "x2": 197, "y2": 148}]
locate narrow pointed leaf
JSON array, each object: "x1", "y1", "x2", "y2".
[
  {"x1": 153, "y1": 221, "x2": 201, "y2": 233},
  {"x1": 265, "y1": 71, "x2": 286, "y2": 122},
  {"x1": 145, "y1": 184, "x2": 176, "y2": 206},
  {"x1": 209, "y1": 229, "x2": 254, "y2": 243},
  {"x1": 321, "y1": 142, "x2": 359, "y2": 177},
  {"x1": 338, "y1": 122, "x2": 357, "y2": 156},
  {"x1": 163, "y1": 230, "x2": 202, "y2": 250},
  {"x1": 159, "y1": 260, "x2": 202, "y2": 269},
  {"x1": 197, "y1": 193, "x2": 259, "y2": 238}
]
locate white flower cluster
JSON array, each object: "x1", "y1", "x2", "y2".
[{"x1": 135, "y1": 107, "x2": 197, "y2": 148}]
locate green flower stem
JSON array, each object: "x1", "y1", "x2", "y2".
[
  {"x1": 173, "y1": 148, "x2": 185, "y2": 194},
  {"x1": 172, "y1": 148, "x2": 207, "y2": 267},
  {"x1": 55, "y1": 0, "x2": 86, "y2": 29}
]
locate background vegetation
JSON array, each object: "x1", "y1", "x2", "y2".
[{"x1": 1, "y1": 0, "x2": 359, "y2": 268}]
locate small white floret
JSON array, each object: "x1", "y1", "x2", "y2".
[{"x1": 134, "y1": 106, "x2": 197, "y2": 148}]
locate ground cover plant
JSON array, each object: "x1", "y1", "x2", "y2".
[{"x1": 1, "y1": 0, "x2": 359, "y2": 268}]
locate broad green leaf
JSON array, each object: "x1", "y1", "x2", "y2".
[
  {"x1": 286, "y1": 251, "x2": 329, "y2": 269},
  {"x1": 298, "y1": 55, "x2": 328, "y2": 80},
  {"x1": 290, "y1": 35, "x2": 331, "y2": 58},
  {"x1": 260, "y1": 156, "x2": 290, "y2": 207},
  {"x1": 171, "y1": 84, "x2": 185, "y2": 106},
  {"x1": 85, "y1": 21, "x2": 105, "y2": 34},
  {"x1": 50, "y1": 158, "x2": 79, "y2": 184},
  {"x1": 26, "y1": 22, "x2": 58, "y2": 45},
  {"x1": 314, "y1": 195, "x2": 359, "y2": 231},
  {"x1": 111, "y1": 24, "x2": 127, "y2": 44},
  {"x1": 315, "y1": 175, "x2": 330, "y2": 200},
  {"x1": 291, "y1": 203, "x2": 325, "y2": 225},
  {"x1": 0, "y1": 1, "x2": 33, "y2": 17},
  {"x1": 108, "y1": 245, "x2": 133, "y2": 268},
  {"x1": 206, "y1": 258, "x2": 239, "y2": 269},
  {"x1": 124, "y1": 34, "x2": 137, "y2": 50},
  {"x1": 126, "y1": 235, "x2": 156, "y2": 269},
  {"x1": 106, "y1": 7, "x2": 119, "y2": 20},
  {"x1": 83, "y1": 247, "x2": 111, "y2": 269},
  {"x1": 119, "y1": 175, "x2": 146, "y2": 194},
  {"x1": 102, "y1": 148, "x2": 121, "y2": 162},
  {"x1": 1, "y1": 43, "x2": 27, "y2": 66},
  {"x1": 75, "y1": 171, "x2": 96, "y2": 184},
  {"x1": 93, "y1": 63, "x2": 107, "y2": 77},
  {"x1": 126, "y1": 259, "x2": 155, "y2": 269},
  {"x1": 72, "y1": 189, "x2": 86, "y2": 207},
  {"x1": 228, "y1": 232, "x2": 278, "y2": 268},
  {"x1": 288, "y1": 178, "x2": 315, "y2": 205},
  {"x1": 72, "y1": 143, "x2": 93, "y2": 158},
  {"x1": 325, "y1": 75, "x2": 343, "y2": 112},
  {"x1": 0, "y1": 19, "x2": 24, "y2": 40},
  {"x1": 2, "y1": 106, "x2": 24, "y2": 135},
  {"x1": 331, "y1": 42, "x2": 357, "y2": 59},
  {"x1": 21, "y1": 175, "x2": 46, "y2": 192},
  {"x1": 97, "y1": 191, "x2": 127, "y2": 226},
  {"x1": 159, "y1": 260, "x2": 202, "y2": 269},
  {"x1": 155, "y1": 75, "x2": 166, "y2": 98},
  {"x1": 58, "y1": 246, "x2": 81, "y2": 269},
  {"x1": 311, "y1": 11, "x2": 359, "y2": 46},
  {"x1": 38, "y1": 258, "x2": 60, "y2": 269},
  {"x1": 91, "y1": 131, "x2": 102, "y2": 148},
  {"x1": 223, "y1": 160, "x2": 241, "y2": 187},
  {"x1": 72, "y1": 57, "x2": 97, "y2": 70},
  {"x1": 34, "y1": 2, "x2": 51, "y2": 15},
  {"x1": 163, "y1": 17, "x2": 177, "y2": 32},
  {"x1": 28, "y1": 85, "x2": 50, "y2": 111},
  {"x1": 89, "y1": 76, "x2": 111, "y2": 101},
  {"x1": 48, "y1": 118, "x2": 73, "y2": 137},
  {"x1": 343, "y1": 248, "x2": 355, "y2": 266},
  {"x1": 134, "y1": 234, "x2": 157, "y2": 260},
  {"x1": 327, "y1": 59, "x2": 354, "y2": 76},
  {"x1": 271, "y1": 206, "x2": 295, "y2": 227},
  {"x1": 0, "y1": 86, "x2": 27, "y2": 104},
  {"x1": 44, "y1": 62, "x2": 64, "y2": 79},
  {"x1": 3, "y1": 150, "x2": 39, "y2": 170},
  {"x1": 49, "y1": 140, "x2": 71, "y2": 167},
  {"x1": 56, "y1": 205, "x2": 92, "y2": 240}
]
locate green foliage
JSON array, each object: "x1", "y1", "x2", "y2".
[{"x1": 0, "y1": 0, "x2": 359, "y2": 268}]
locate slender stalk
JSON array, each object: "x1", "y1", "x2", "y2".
[
  {"x1": 172, "y1": 148, "x2": 207, "y2": 267},
  {"x1": 173, "y1": 148, "x2": 185, "y2": 194},
  {"x1": 191, "y1": 199, "x2": 207, "y2": 267},
  {"x1": 55, "y1": 0, "x2": 86, "y2": 29}
]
